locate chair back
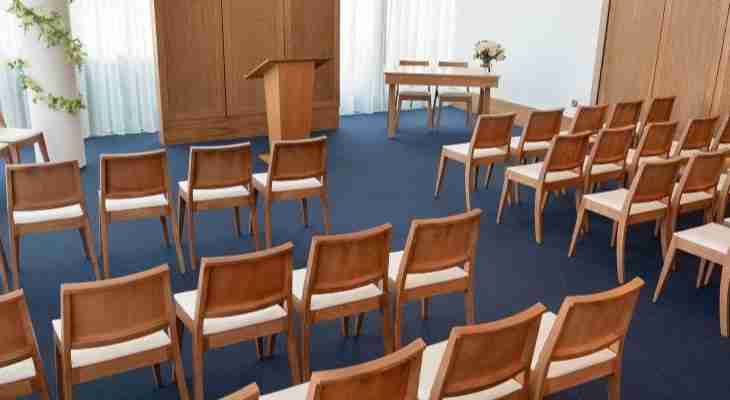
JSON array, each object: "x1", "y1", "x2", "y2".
[
  {"x1": 712, "y1": 115, "x2": 730, "y2": 149},
  {"x1": 197, "y1": 243, "x2": 293, "y2": 323},
  {"x1": 470, "y1": 113, "x2": 516, "y2": 151},
  {"x1": 438, "y1": 61, "x2": 468, "y2": 68},
  {"x1": 428, "y1": 304, "x2": 545, "y2": 399},
  {"x1": 100, "y1": 149, "x2": 169, "y2": 200},
  {"x1": 269, "y1": 137, "x2": 327, "y2": 182},
  {"x1": 590, "y1": 126, "x2": 635, "y2": 166},
  {"x1": 628, "y1": 158, "x2": 684, "y2": 204},
  {"x1": 0, "y1": 290, "x2": 38, "y2": 369},
  {"x1": 674, "y1": 150, "x2": 729, "y2": 199},
  {"x1": 674, "y1": 116, "x2": 719, "y2": 154},
  {"x1": 222, "y1": 384, "x2": 260, "y2": 400},
  {"x1": 568, "y1": 104, "x2": 609, "y2": 134},
  {"x1": 307, "y1": 339, "x2": 425, "y2": 400},
  {"x1": 521, "y1": 109, "x2": 564, "y2": 143},
  {"x1": 400, "y1": 60, "x2": 429, "y2": 67},
  {"x1": 60, "y1": 265, "x2": 173, "y2": 351},
  {"x1": 6, "y1": 161, "x2": 83, "y2": 212},
  {"x1": 535, "y1": 278, "x2": 643, "y2": 368},
  {"x1": 542, "y1": 132, "x2": 591, "y2": 174},
  {"x1": 188, "y1": 143, "x2": 252, "y2": 190},
  {"x1": 398, "y1": 210, "x2": 481, "y2": 278},
  {"x1": 635, "y1": 121, "x2": 677, "y2": 158},
  {"x1": 641, "y1": 96, "x2": 676, "y2": 127},
  {"x1": 607, "y1": 100, "x2": 644, "y2": 129},
  {"x1": 304, "y1": 224, "x2": 391, "y2": 299},
  {"x1": 0, "y1": 111, "x2": 5, "y2": 128}
]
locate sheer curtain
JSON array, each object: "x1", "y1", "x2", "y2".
[
  {"x1": 339, "y1": 0, "x2": 457, "y2": 115},
  {"x1": 0, "y1": 0, "x2": 30, "y2": 128}
]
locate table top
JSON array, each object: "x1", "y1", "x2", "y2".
[{"x1": 384, "y1": 65, "x2": 499, "y2": 87}]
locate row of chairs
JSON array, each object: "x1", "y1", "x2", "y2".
[{"x1": 0, "y1": 137, "x2": 331, "y2": 293}]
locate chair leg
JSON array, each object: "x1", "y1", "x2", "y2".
[
  {"x1": 9, "y1": 233, "x2": 20, "y2": 290},
  {"x1": 37, "y1": 137, "x2": 51, "y2": 162},
  {"x1": 264, "y1": 201, "x2": 273, "y2": 248},
  {"x1": 653, "y1": 218, "x2": 661, "y2": 238},
  {"x1": 393, "y1": 301, "x2": 403, "y2": 350},
  {"x1": 465, "y1": 101, "x2": 472, "y2": 127},
  {"x1": 568, "y1": 205, "x2": 587, "y2": 257},
  {"x1": 534, "y1": 189, "x2": 544, "y2": 244},
  {"x1": 496, "y1": 178, "x2": 511, "y2": 224},
  {"x1": 380, "y1": 299, "x2": 393, "y2": 353},
  {"x1": 482, "y1": 164, "x2": 494, "y2": 188},
  {"x1": 705, "y1": 263, "x2": 716, "y2": 287},
  {"x1": 300, "y1": 320, "x2": 312, "y2": 380},
  {"x1": 267, "y1": 334, "x2": 278, "y2": 357},
  {"x1": 341, "y1": 316, "x2": 351, "y2": 337},
  {"x1": 436, "y1": 98, "x2": 443, "y2": 128},
  {"x1": 610, "y1": 221, "x2": 618, "y2": 248},
  {"x1": 78, "y1": 229, "x2": 91, "y2": 261},
  {"x1": 434, "y1": 153, "x2": 447, "y2": 198},
  {"x1": 464, "y1": 166, "x2": 473, "y2": 211},
  {"x1": 607, "y1": 369, "x2": 622, "y2": 400},
  {"x1": 171, "y1": 340, "x2": 191, "y2": 400},
  {"x1": 177, "y1": 196, "x2": 186, "y2": 239},
  {"x1": 81, "y1": 219, "x2": 101, "y2": 281},
  {"x1": 300, "y1": 199, "x2": 309, "y2": 228},
  {"x1": 616, "y1": 222, "x2": 628, "y2": 284},
  {"x1": 720, "y1": 265, "x2": 730, "y2": 337},
  {"x1": 152, "y1": 364, "x2": 162, "y2": 388},
  {"x1": 99, "y1": 214, "x2": 111, "y2": 279},
  {"x1": 355, "y1": 313, "x2": 365, "y2": 337},
  {"x1": 464, "y1": 284, "x2": 476, "y2": 325},
  {"x1": 191, "y1": 337, "x2": 204, "y2": 400},
  {"x1": 159, "y1": 216, "x2": 171, "y2": 247},
  {"x1": 320, "y1": 194, "x2": 332, "y2": 235},
  {"x1": 653, "y1": 239, "x2": 678, "y2": 302},
  {"x1": 250, "y1": 196, "x2": 261, "y2": 251},
  {"x1": 541, "y1": 191, "x2": 550, "y2": 213},
  {"x1": 186, "y1": 207, "x2": 197, "y2": 270},
  {"x1": 286, "y1": 312, "x2": 302, "y2": 384},
  {"x1": 233, "y1": 206, "x2": 242, "y2": 237},
  {"x1": 427, "y1": 98, "x2": 434, "y2": 129},
  {"x1": 697, "y1": 259, "x2": 708, "y2": 288},
  {"x1": 255, "y1": 337, "x2": 264, "y2": 360},
  {"x1": 54, "y1": 343, "x2": 69, "y2": 400},
  {"x1": 164, "y1": 207, "x2": 186, "y2": 274},
  {"x1": 420, "y1": 298, "x2": 429, "y2": 320},
  {"x1": 0, "y1": 237, "x2": 8, "y2": 293}
]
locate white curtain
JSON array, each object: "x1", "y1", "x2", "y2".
[
  {"x1": 0, "y1": 0, "x2": 30, "y2": 128},
  {"x1": 339, "y1": 0, "x2": 457, "y2": 115}
]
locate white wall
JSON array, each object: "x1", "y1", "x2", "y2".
[{"x1": 454, "y1": 0, "x2": 604, "y2": 115}]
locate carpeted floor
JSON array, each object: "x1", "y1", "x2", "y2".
[{"x1": 5, "y1": 107, "x2": 728, "y2": 399}]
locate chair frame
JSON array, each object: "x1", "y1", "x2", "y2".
[
  {"x1": 711, "y1": 115, "x2": 730, "y2": 151},
  {"x1": 177, "y1": 143, "x2": 259, "y2": 269},
  {"x1": 99, "y1": 149, "x2": 186, "y2": 278},
  {"x1": 434, "y1": 61, "x2": 472, "y2": 128},
  {"x1": 671, "y1": 116, "x2": 719, "y2": 157},
  {"x1": 510, "y1": 109, "x2": 564, "y2": 162},
  {"x1": 626, "y1": 121, "x2": 677, "y2": 182},
  {"x1": 563, "y1": 104, "x2": 609, "y2": 135},
  {"x1": 5, "y1": 161, "x2": 100, "y2": 290},
  {"x1": 606, "y1": 100, "x2": 644, "y2": 129},
  {"x1": 395, "y1": 60, "x2": 434, "y2": 130},
  {"x1": 223, "y1": 383, "x2": 260, "y2": 400},
  {"x1": 583, "y1": 126, "x2": 634, "y2": 195},
  {"x1": 53, "y1": 265, "x2": 190, "y2": 400},
  {"x1": 636, "y1": 96, "x2": 676, "y2": 144},
  {"x1": 0, "y1": 112, "x2": 50, "y2": 164},
  {"x1": 391, "y1": 210, "x2": 482, "y2": 350},
  {"x1": 0, "y1": 290, "x2": 51, "y2": 399}
]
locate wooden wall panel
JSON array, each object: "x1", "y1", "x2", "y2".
[
  {"x1": 597, "y1": 0, "x2": 666, "y2": 105},
  {"x1": 223, "y1": 0, "x2": 285, "y2": 117},
  {"x1": 711, "y1": 8, "x2": 730, "y2": 116},
  {"x1": 651, "y1": 0, "x2": 730, "y2": 121}
]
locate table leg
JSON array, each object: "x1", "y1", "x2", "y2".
[
  {"x1": 477, "y1": 88, "x2": 492, "y2": 116},
  {"x1": 484, "y1": 87, "x2": 491, "y2": 115},
  {"x1": 387, "y1": 83, "x2": 398, "y2": 139}
]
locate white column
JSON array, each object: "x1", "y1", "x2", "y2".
[{"x1": 18, "y1": 0, "x2": 86, "y2": 167}]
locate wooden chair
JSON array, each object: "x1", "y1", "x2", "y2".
[
  {"x1": 175, "y1": 243, "x2": 301, "y2": 400},
  {"x1": 498, "y1": 133, "x2": 592, "y2": 244},
  {"x1": 670, "y1": 116, "x2": 719, "y2": 157},
  {"x1": 0, "y1": 111, "x2": 50, "y2": 164},
  {"x1": 434, "y1": 113, "x2": 516, "y2": 210},
  {"x1": 99, "y1": 149, "x2": 186, "y2": 277},
  {"x1": 178, "y1": 143, "x2": 259, "y2": 269},
  {"x1": 560, "y1": 104, "x2": 609, "y2": 135},
  {"x1": 606, "y1": 100, "x2": 644, "y2": 129},
  {"x1": 252, "y1": 137, "x2": 330, "y2": 249},
  {"x1": 434, "y1": 61, "x2": 472, "y2": 127},
  {"x1": 509, "y1": 109, "x2": 564, "y2": 163},
  {"x1": 419, "y1": 303, "x2": 545, "y2": 400},
  {"x1": 6, "y1": 161, "x2": 100, "y2": 290},
  {"x1": 711, "y1": 115, "x2": 730, "y2": 152},
  {"x1": 530, "y1": 278, "x2": 644, "y2": 400},
  {"x1": 583, "y1": 126, "x2": 635, "y2": 195},
  {"x1": 625, "y1": 121, "x2": 677, "y2": 182},
  {"x1": 0, "y1": 290, "x2": 51, "y2": 399},
  {"x1": 259, "y1": 339, "x2": 426, "y2": 400},
  {"x1": 53, "y1": 265, "x2": 190, "y2": 400},
  {"x1": 638, "y1": 96, "x2": 676, "y2": 133},
  {"x1": 396, "y1": 60, "x2": 433, "y2": 129},
  {"x1": 293, "y1": 224, "x2": 393, "y2": 379},
  {"x1": 222, "y1": 383, "x2": 260, "y2": 400},
  {"x1": 569, "y1": 158, "x2": 684, "y2": 283},
  {"x1": 390, "y1": 210, "x2": 481, "y2": 349}
]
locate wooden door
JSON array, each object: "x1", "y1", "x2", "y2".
[
  {"x1": 711, "y1": 7, "x2": 730, "y2": 115},
  {"x1": 597, "y1": 0, "x2": 667, "y2": 105},
  {"x1": 153, "y1": 0, "x2": 227, "y2": 122},
  {"x1": 651, "y1": 0, "x2": 730, "y2": 121},
  {"x1": 223, "y1": 0, "x2": 285, "y2": 117}
]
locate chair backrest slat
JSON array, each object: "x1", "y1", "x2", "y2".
[
  {"x1": 569, "y1": 105, "x2": 609, "y2": 134},
  {"x1": 306, "y1": 339, "x2": 425, "y2": 400},
  {"x1": 189, "y1": 143, "x2": 252, "y2": 190},
  {"x1": 6, "y1": 161, "x2": 83, "y2": 211},
  {"x1": 269, "y1": 137, "x2": 327, "y2": 181},
  {"x1": 0, "y1": 291, "x2": 35, "y2": 367},
  {"x1": 607, "y1": 100, "x2": 644, "y2": 129},
  {"x1": 629, "y1": 158, "x2": 684, "y2": 204},
  {"x1": 642, "y1": 96, "x2": 676, "y2": 127},
  {"x1": 543, "y1": 132, "x2": 591, "y2": 173},
  {"x1": 636, "y1": 121, "x2": 678, "y2": 158},
  {"x1": 438, "y1": 61, "x2": 468, "y2": 68},
  {"x1": 522, "y1": 109, "x2": 564, "y2": 143},
  {"x1": 100, "y1": 149, "x2": 168, "y2": 199},
  {"x1": 400, "y1": 60, "x2": 429, "y2": 67},
  {"x1": 470, "y1": 113, "x2": 516, "y2": 150}
]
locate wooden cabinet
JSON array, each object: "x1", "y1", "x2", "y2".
[{"x1": 152, "y1": 0, "x2": 339, "y2": 144}]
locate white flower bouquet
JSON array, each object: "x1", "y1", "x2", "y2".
[{"x1": 474, "y1": 40, "x2": 506, "y2": 71}]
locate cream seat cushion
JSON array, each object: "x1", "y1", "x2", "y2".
[
  {"x1": 52, "y1": 319, "x2": 171, "y2": 368},
  {"x1": 253, "y1": 173, "x2": 322, "y2": 193},
  {"x1": 584, "y1": 188, "x2": 666, "y2": 215},
  {"x1": 585, "y1": 161, "x2": 623, "y2": 175},
  {"x1": 261, "y1": 383, "x2": 310, "y2": 400},
  {"x1": 626, "y1": 149, "x2": 665, "y2": 165},
  {"x1": 671, "y1": 141, "x2": 706, "y2": 157},
  {"x1": 717, "y1": 143, "x2": 730, "y2": 151},
  {"x1": 399, "y1": 90, "x2": 431, "y2": 99},
  {"x1": 438, "y1": 91, "x2": 472, "y2": 100},
  {"x1": 675, "y1": 223, "x2": 730, "y2": 254},
  {"x1": 174, "y1": 290, "x2": 287, "y2": 335},
  {"x1": 0, "y1": 128, "x2": 42, "y2": 143},
  {"x1": 672, "y1": 184, "x2": 714, "y2": 206},
  {"x1": 105, "y1": 194, "x2": 168, "y2": 212},
  {"x1": 443, "y1": 143, "x2": 507, "y2": 160},
  {"x1": 507, "y1": 162, "x2": 580, "y2": 183},
  {"x1": 291, "y1": 268, "x2": 382, "y2": 311},
  {"x1": 418, "y1": 340, "x2": 523, "y2": 400},
  {"x1": 509, "y1": 137, "x2": 551, "y2": 152},
  {"x1": 717, "y1": 174, "x2": 727, "y2": 192},
  {"x1": 388, "y1": 251, "x2": 467, "y2": 290},
  {"x1": 0, "y1": 358, "x2": 36, "y2": 385},
  {"x1": 13, "y1": 204, "x2": 84, "y2": 225},
  {"x1": 178, "y1": 181, "x2": 250, "y2": 202},
  {"x1": 531, "y1": 312, "x2": 616, "y2": 379}
]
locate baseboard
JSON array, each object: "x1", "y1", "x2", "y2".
[{"x1": 454, "y1": 96, "x2": 573, "y2": 130}]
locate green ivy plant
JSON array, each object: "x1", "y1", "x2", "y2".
[{"x1": 6, "y1": 0, "x2": 86, "y2": 115}]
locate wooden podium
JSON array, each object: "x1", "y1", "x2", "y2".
[{"x1": 245, "y1": 58, "x2": 330, "y2": 143}]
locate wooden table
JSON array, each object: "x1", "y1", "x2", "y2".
[{"x1": 384, "y1": 66, "x2": 500, "y2": 138}]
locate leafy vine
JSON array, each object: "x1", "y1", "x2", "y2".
[{"x1": 8, "y1": 59, "x2": 85, "y2": 114}]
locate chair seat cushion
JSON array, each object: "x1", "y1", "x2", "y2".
[
  {"x1": 718, "y1": 143, "x2": 730, "y2": 151},
  {"x1": 52, "y1": 319, "x2": 171, "y2": 368},
  {"x1": 105, "y1": 194, "x2": 168, "y2": 212},
  {"x1": 0, "y1": 128, "x2": 42, "y2": 143},
  {"x1": 0, "y1": 358, "x2": 36, "y2": 385},
  {"x1": 399, "y1": 90, "x2": 431, "y2": 100},
  {"x1": 718, "y1": 174, "x2": 727, "y2": 192},
  {"x1": 671, "y1": 141, "x2": 706, "y2": 157},
  {"x1": 531, "y1": 312, "x2": 617, "y2": 379},
  {"x1": 585, "y1": 161, "x2": 623, "y2": 175},
  {"x1": 438, "y1": 91, "x2": 472, "y2": 101},
  {"x1": 174, "y1": 290, "x2": 287, "y2": 336},
  {"x1": 509, "y1": 137, "x2": 551, "y2": 153},
  {"x1": 675, "y1": 223, "x2": 730, "y2": 254},
  {"x1": 178, "y1": 181, "x2": 250, "y2": 202},
  {"x1": 388, "y1": 251, "x2": 467, "y2": 290},
  {"x1": 291, "y1": 268, "x2": 382, "y2": 311},
  {"x1": 443, "y1": 143, "x2": 508, "y2": 160},
  {"x1": 584, "y1": 188, "x2": 666, "y2": 215},
  {"x1": 13, "y1": 204, "x2": 84, "y2": 225},
  {"x1": 252, "y1": 173, "x2": 322, "y2": 193},
  {"x1": 626, "y1": 149, "x2": 665, "y2": 165},
  {"x1": 507, "y1": 162, "x2": 580, "y2": 183},
  {"x1": 672, "y1": 184, "x2": 714, "y2": 206},
  {"x1": 261, "y1": 383, "x2": 310, "y2": 400},
  {"x1": 419, "y1": 340, "x2": 523, "y2": 400}
]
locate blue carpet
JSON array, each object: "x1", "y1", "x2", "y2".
[{"x1": 6, "y1": 107, "x2": 728, "y2": 399}]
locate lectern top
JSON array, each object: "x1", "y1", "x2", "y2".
[{"x1": 245, "y1": 58, "x2": 331, "y2": 79}]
